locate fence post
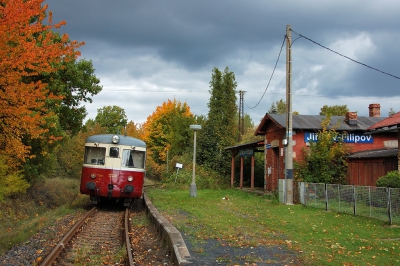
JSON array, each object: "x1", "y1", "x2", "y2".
[
  {"x1": 369, "y1": 187, "x2": 372, "y2": 218},
  {"x1": 353, "y1": 185, "x2": 356, "y2": 216},
  {"x1": 304, "y1": 182, "x2": 307, "y2": 206},
  {"x1": 388, "y1": 188, "x2": 392, "y2": 225},
  {"x1": 338, "y1": 185, "x2": 341, "y2": 212},
  {"x1": 325, "y1": 183, "x2": 328, "y2": 211}
]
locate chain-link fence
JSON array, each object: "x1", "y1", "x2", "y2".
[{"x1": 298, "y1": 182, "x2": 400, "y2": 225}]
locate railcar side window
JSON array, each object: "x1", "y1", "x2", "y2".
[
  {"x1": 84, "y1": 147, "x2": 106, "y2": 165},
  {"x1": 109, "y1": 147, "x2": 119, "y2": 158},
  {"x1": 122, "y1": 150, "x2": 145, "y2": 168}
]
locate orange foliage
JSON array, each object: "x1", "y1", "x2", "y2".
[
  {"x1": 142, "y1": 99, "x2": 193, "y2": 163},
  {"x1": 123, "y1": 121, "x2": 144, "y2": 139},
  {"x1": 0, "y1": 0, "x2": 83, "y2": 167}
]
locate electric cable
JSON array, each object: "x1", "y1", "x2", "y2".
[
  {"x1": 245, "y1": 34, "x2": 286, "y2": 109},
  {"x1": 290, "y1": 29, "x2": 400, "y2": 80}
]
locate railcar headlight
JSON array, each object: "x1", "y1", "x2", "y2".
[
  {"x1": 90, "y1": 173, "x2": 97, "y2": 179},
  {"x1": 127, "y1": 176, "x2": 133, "y2": 182},
  {"x1": 111, "y1": 135, "x2": 120, "y2": 144}
]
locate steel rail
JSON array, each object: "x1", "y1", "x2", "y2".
[
  {"x1": 124, "y1": 207, "x2": 134, "y2": 266},
  {"x1": 40, "y1": 207, "x2": 97, "y2": 266}
]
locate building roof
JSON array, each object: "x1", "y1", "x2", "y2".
[
  {"x1": 367, "y1": 112, "x2": 400, "y2": 131},
  {"x1": 225, "y1": 140, "x2": 264, "y2": 152},
  {"x1": 255, "y1": 113, "x2": 386, "y2": 136},
  {"x1": 346, "y1": 148, "x2": 398, "y2": 159}
]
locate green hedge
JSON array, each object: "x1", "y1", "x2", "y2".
[{"x1": 376, "y1": 170, "x2": 400, "y2": 188}]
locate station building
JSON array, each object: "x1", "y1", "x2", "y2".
[{"x1": 226, "y1": 104, "x2": 398, "y2": 192}]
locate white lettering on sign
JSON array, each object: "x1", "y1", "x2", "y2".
[{"x1": 304, "y1": 132, "x2": 373, "y2": 144}]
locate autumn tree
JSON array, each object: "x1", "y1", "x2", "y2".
[
  {"x1": 142, "y1": 99, "x2": 195, "y2": 165},
  {"x1": 197, "y1": 67, "x2": 237, "y2": 175},
  {"x1": 294, "y1": 116, "x2": 351, "y2": 184},
  {"x1": 123, "y1": 121, "x2": 144, "y2": 139},
  {"x1": 0, "y1": 0, "x2": 82, "y2": 170},
  {"x1": 94, "y1": 105, "x2": 128, "y2": 134},
  {"x1": 319, "y1": 105, "x2": 349, "y2": 116}
]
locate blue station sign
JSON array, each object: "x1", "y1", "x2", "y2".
[{"x1": 304, "y1": 132, "x2": 374, "y2": 144}]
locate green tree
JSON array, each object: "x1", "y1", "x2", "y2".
[
  {"x1": 294, "y1": 116, "x2": 351, "y2": 184},
  {"x1": 94, "y1": 105, "x2": 128, "y2": 134},
  {"x1": 46, "y1": 58, "x2": 102, "y2": 135},
  {"x1": 24, "y1": 58, "x2": 102, "y2": 181},
  {"x1": 319, "y1": 105, "x2": 349, "y2": 116},
  {"x1": 198, "y1": 67, "x2": 237, "y2": 174},
  {"x1": 388, "y1": 107, "x2": 396, "y2": 116},
  {"x1": 56, "y1": 123, "x2": 106, "y2": 179},
  {"x1": 268, "y1": 99, "x2": 299, "y2": 115},
  {"x1": 0, "y1": 155, "x2": 30, "y2": 201},
  {"x1": 268, "y1": 99, "x2": 286, "y2": 114}
]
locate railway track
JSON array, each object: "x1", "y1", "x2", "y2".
[{"x1": 41, "y1": 205, "x2": 134, "y2": 266}]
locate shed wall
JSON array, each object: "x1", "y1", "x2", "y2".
[{"x1": 346, "y1": 157, "x2": 398, "y2": 186}]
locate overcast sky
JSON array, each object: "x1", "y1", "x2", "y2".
[{"x1": 45, "y1": 0, "x2": 400, "y2": 124}]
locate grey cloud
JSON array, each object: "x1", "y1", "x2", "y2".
[{"x1": 45, "y1": 0, "x2": 400, "y2": 123}]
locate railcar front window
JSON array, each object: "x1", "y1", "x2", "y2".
[
  {"x1": 84, "y1": 147, "x2": 106, "y2": 165},
  {"x1": 122, "y1": 150, "x2": 145, "y2": 169},
  {"x1": 110, "y1": 147, "x2": 119, "y2": 157}
]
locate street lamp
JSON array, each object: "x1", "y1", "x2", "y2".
[{"x1": 189, "y1": 124, "x2": 201, "y2": 197}]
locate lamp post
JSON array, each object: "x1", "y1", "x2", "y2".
[{"x1": 190, "y1": 124, "x2": 201, "y2": 197}]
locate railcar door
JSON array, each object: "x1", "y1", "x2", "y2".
[{"x1": 107, "y1": 145, "x2": 122, "y2": 197}]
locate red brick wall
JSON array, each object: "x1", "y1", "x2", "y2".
[{"x1": 263, "y1": 129, "x2": 398, "y2": 191}]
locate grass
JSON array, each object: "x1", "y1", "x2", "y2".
[
  {"x1": 146, "y1": 187, "x2": 400, "y2": 265},
  {"x1": 69, "y1": 244, "x2": 127, "y2": 266},
  {"x1": 0, "y1": 177, "x2": 88, "y2": 254}
]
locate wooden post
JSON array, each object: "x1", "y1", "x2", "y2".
[
  {"x1": 240, "y1": 157, "x2": 244, "y2": 188},
  {"x1": 231, "y1": 153, "x2": 235, "y2": 187},
  {"x1": 251, "y1": 155, "x2": 255, "y2": 191}
]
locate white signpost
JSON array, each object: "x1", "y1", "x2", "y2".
[{"x1": 175, "y1": 163, "x2": 183, "y2": 183}]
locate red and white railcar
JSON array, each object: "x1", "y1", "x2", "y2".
[{"x1": 80, "y1": 134, "x2": 146, "y2": 206}]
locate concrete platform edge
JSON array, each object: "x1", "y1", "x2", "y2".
[{"x1": 143, "y1": 193, "x2": 192, "y2": 265}]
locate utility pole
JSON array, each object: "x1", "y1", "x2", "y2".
[
  {"x1": 238, "y1": 90, "x2": 245, "y2": 141},
  {"x1": 285, "y1": 25, "x2": 293, "y2": 205}
]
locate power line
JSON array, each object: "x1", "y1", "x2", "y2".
[
  {"x1": 245, "y1": 34, "x2": 287, "y2": 109},
  {"x1": 290, "y1": 29, "x2": 400, "y2": 80}
]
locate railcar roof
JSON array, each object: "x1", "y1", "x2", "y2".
[{"x1": 86, "y1": 134, "x2": 146, "y2": 147}]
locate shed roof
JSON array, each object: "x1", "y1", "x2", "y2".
[
  {"x1": 224, "y1": 140, "x2": 264, "y2": 152},
  {"x1": 346, "y1": 148, "x2": 398, "y2": 159},
  {"x1": 255, "y1": 113, "x2": 386, "y2": 136}
]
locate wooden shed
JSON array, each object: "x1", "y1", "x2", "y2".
[
  {"x1": 346, "y1": 148, "x2": 398, "y2": 186},
  {"x1": 367, "y1": 111, "x2": 400, "y2": 173}
]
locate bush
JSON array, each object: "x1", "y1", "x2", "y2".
[
  {"x1": 376, "y1": 171, "x2": 400, "y2": 188},
  {"x1": 29, "y1": 177, "x2": 81, "y2": 208},
  {"x1": 0, "y1": 155, "x2": 30, "y2": 201},
  {"x1": 162, "y1": 165, "x2": 229, "y2": 189}
]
